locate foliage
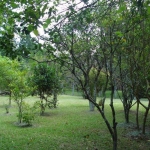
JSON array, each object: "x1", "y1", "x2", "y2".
[
  {"x1": 0, "y1": 56, "x2": 19, "y2": 91},
  {"x1": 1, "y1": 0, "x2": 150, "y2": 149},
  {"x1": 9, "y1": 68, "x2": 32, "y2": 124},
  {"x1": 89, "y1": 68, "x2": 107, "y2": 96},
  {"x1": 21, "y1": 101, "x2": 39, "y2": 126},
  {"x1": 0, "y1": 56, "x2": 21, "y2": 106},
  {"x1": 32, "y1": 63, "x2": 55, "y2": 95},
  {"x1": 10, "y1": 71, "x2": 30, "y2": 99},
  {"x1": 31, "y1": 63, "x2": 59, "y2": 114}
]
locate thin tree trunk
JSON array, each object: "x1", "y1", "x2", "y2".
[
  {"x1": 142, "y1": 101, "x2": 150, "y2": 134},
  {"x1": 123, "y1": 99, "x2": 130, "y2": 123},
  {"x1": 124, "y1": 108, "x2": 129, "y2": 123},
  {"x1": 40, "y1": 99, "x2": 45, "y2": 115},
  {"x1": 96, "y1": 102, "x2": 117, "y2": 150},
  {"x1": 125, "y1": 109, "x2": 130, "y2": 123},
  {"x1": 53, "y1": 91, "x2": 57, "y2": 108},
  {"x1": 89, "y1": 101, "x2": 95, "y2": 111},
  {"x1": 72, "y1": 81, "x2": 75, "y2": 96},
  {"x1": 136, "y1": 100, "x2": 140, "y2": 130},
  {"x1": 86, "y1": 85, "x2": 118, "y2": 150},
  {"x1": 89, "y1": 86, "x2": 97, "y2": 111},
  {"x1": 18, "y1": 98, "x2": 23, "y2": 124},
  {"x1": 110, "y1": 85, "x2": 118, "y2": 150},
  {"x1": 9, "y1": 91, "x2": 11, "y2": 106}
]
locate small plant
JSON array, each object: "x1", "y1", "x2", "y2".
[
  {"x1": 19, "y1": 102, "x2": 40, "y2": 126},
  {"x1": 22, "y1": 112, "x2": 34, "y2": 126}
]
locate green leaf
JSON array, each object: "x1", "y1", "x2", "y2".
[
  {"x1": 11, "y1": 2, "x2": 19, "y2": 9},
  {"x1": 43, "y1": 18, "x2": 51, "y2": 29},
  {"x1": 33, "y1": 29, "x2": 39, "y2": 36},
  {"x1": 8, "y1": 19, "x2": 14, "y2": 25},
  {"x1": 147, "y1": 6, "x2": 150, "y2": 15},
  {"x1": 42, "y1": 4, "x2": 47, "y2": 13},
  {"x1": 6, "y1": 25, "x2": 11, "y2": 30},
  {"x1": 46, "y1": 18, "x2": 51, "y2": 25},
  {"x1": 28, "y1": 11, "x2": 37, "y2": 19},
  {"x1": 117, "y1": 5, "x2": 126, "y2": 13},
  {"x1": 27, "y1": 25, "x2": 34, "y2": 31},
  {"x1": 115, "y1": 31, "x2": 123, "y2": 37},
  {"x1": 56, "y1": 15, "x2": 61, "y2": 22},
  {"x1": 43, "y1": 24, "x2": 47, "y2": 29}
]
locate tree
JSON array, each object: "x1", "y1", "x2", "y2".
[
  {"x1": 45, "y1": 2, "x2": 119, "y2": 149},
  {"x1": 52, "y1": 62, "x2": 61, "y2": 108},
  {"x1": 116, "y1": 0, "x2": 150, "y2": 133},
  {"x1": 0, "y1": 56, "x2": 34, "y2": 124},
  {"x1": 9, "y1": 70, "x2": 32, "y2": 124},
  {"x1": 31, "y1": 63, "x2": 59, "y2": 115},
  {"x1": 0, "y1": 56, "x2": 19, "y2": 105}
]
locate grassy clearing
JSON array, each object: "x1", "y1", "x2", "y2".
[
  {"x1": 64, "y1": 89, "x2": 122, "y2": 99},
  {"x1": 0, "y1": 95, "x2": 150, "y2": 150}
]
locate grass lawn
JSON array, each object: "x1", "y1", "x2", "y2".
[
  {"x1": 0, "y1": 95, "x2": 150, "y2": 150},
  {"x1": 64, "y1": 89, "x2": 122, "y2": 99}
]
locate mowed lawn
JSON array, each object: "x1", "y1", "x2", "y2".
[{"x1": 0, "y1": 95, "x2": 150, "y2": 150}]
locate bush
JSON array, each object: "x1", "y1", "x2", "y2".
[
  {"x1": 22, "y1": 112, "x2": 34, "y2": 125},
  {"x1": 17, "y1": 102, "x2": 40, "y2": 126}
]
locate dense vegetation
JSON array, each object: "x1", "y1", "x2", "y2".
[{"x1": 1, "y1": 0, "x2": 150, "y2": 149}]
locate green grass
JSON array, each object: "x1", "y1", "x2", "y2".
[
  {"x1": 64, "y1": 89, "x2": 122, "y2": 99},
  {"x1": 0, "y1": 95, "x2": 150, "y2": 150}
]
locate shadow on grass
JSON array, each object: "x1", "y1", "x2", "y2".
[
  {"x1": 14, "y1": 122, "x2": 33, "y2": 128},
  {"x1": 40, "y1": 111, "x2": 59, "y2": 117},
  {"x1": 118, "y1": 122, "x2": 150, "y2": 141}
]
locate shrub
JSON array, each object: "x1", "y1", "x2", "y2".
[{"x1": 17, "y1": 102, "x2": 40, "y2": 126}]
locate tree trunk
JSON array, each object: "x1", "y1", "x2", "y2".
[
  {"x1": 123, "y1": 99, "x2": 130, "y2": 123},
  {"x1": 124, "y1": 108, "x2": 129, "y2": 123},
  {"x1": 72, "y1": 81, "x2": 75, "y2": 96},
  {"x1": 40, "y1": 99, "x2": 45, "y2": 115},
  {"x1": 125, "y1": 109, "x2": 129, "y2": 123},
  {"x1": 100, "y1": 86, "x2": 106, "y2": 112},
  {"x1": 114, "y1": 84, "x2": 117, "y2": 99},
  {"x1": 113, "y1": 135, "x2": 117, "y2": 150},
  {"x1": 142, "y1": 101, "x2": 150, "y2": 134},
  {"x1": 136, "y1": 100, "x2": 140, "y2": 130},
  {"x1": 53, "y1": 91, "x2": 58, "y2": 108},
  {"x1": 9, "y1": 91, "x2": 11, "y2": 106},
  {"x1": 110, "y1": 85, "x2": 118, "y2": 150},
  {"x1": 89, "y1": 86, "x2": 97, "y2": 111},
  {"x1": 101, "y1": 97, "x2": 105, "y2": 112},
  {"x1": 18, "y1": 99, "x2": 23, "y2": 124},
  {"x1": 89, "y1": 101, "x2": 95, "y2": 111}
]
